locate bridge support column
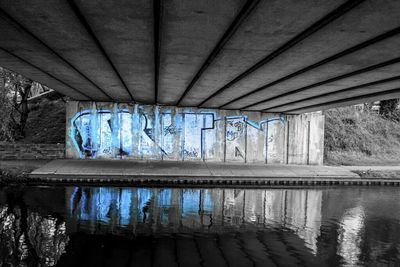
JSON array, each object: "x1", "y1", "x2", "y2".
[{"x1": 65, "y1": 101, "x2": 324, "y2": 165}]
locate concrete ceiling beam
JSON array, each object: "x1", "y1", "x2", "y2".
[
  {"x1": 243, "y1": 52, "x2": 400, "y2": 111},
  {"x1": 72, "y1": 0, "x2": 155, "y2": 104},
  {"x1": 1, "y1": 0, "x2": 400, "y2": 112},
  {"x1": 220, "y1": 26, "x2": 400, "y2": 109},
  {"x1": 0, "y1": 48, "x2": 91, "y2": 100},
  {"x1": 157, "y1": 0, "x2": 244, "y2": 105},
  {"x1": 0, "y1": 1, "x2": 128, "y2": 101},
  {"x1": 267, "y1": 76, "x2": 400, "y2": 112},
  {"x1": 153, "y1": 0, "x2": 163, "y2": 103},
  {"x1": 240, "y1": 34, "x2": 400, "y2": 110},
  {"x1": 204, "y1": 0, "x2": 400, "y2": 109},
  {"x1": 66, "y1": 0, "x2": 135, "y2": 102},
  {"x1": 195, "y1": 0, "x2": 364, "y2": 107},
  {"x1": 0, "y1": 4, "x2": 113, "y2": 101},
  {"x1": 175, "y1": 0, "x2": 261, "y2": 106},
  {"x1": 179, "y1": 0, "x2": 349, "y2": 107},
  {"x1": 286, "y1": 88, "x2": 400, "y2": 114}
]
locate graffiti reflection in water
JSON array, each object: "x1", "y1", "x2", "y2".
[
  {"x1": 2, "y1": 186, "x2": 400, "y2": 265},
  {"x1": 67, "y1": 187, "x2": 322, "y2": 254}
]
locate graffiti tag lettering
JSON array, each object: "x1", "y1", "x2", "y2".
[
  {"x1": 184, "y1": 149, "x2": 198, "y2": 158},
  {"x1": 69, "y1": 107, "x2": 284, "y2": 161}
]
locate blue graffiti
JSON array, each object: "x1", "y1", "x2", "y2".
[
  {"x1": 246, "y1": 116, "x2": 286, "y2": 130},
  {"x1": 69, "y1": 108, "x2": 284, "y2": 159}
]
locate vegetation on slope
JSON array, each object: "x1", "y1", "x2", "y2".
[
  {"x1": 19, "y1": 99, "x2": 66, "y2": 144},
  {"x1": 324, "y1": 106, "x2": 400, "y2": 165}
]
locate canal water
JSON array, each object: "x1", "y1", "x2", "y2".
[{"x1": 0, "y1": 185, "x2": 399, "y2": 266}]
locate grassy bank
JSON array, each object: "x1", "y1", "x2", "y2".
[
  {"x1": 19, "y1": 99, "x2": 65, "y2": 144},
  {"x1": 1, "y1": 99, "x2": 64, "y2": 183},
  {"x1": 324, "y1": 106, "x2": 400, "y2": 166},
  {"x1": 353, "y1": 170, "x2": 400, "y2": 179}
]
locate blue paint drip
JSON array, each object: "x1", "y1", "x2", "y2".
[{"x1": 69, "y1": 108, "x2": 286, "y2": 160}]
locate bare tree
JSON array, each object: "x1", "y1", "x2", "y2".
[
  {"x1": 0, "y1": 67, "x2": 14, "y2": 141},
  {"x1": 0, "y1": 67, "x2": 33, "y2": 141},
  {"x1": 379, "y1": 99, "x2": 399, "y2": 118},
  {"x1": 16, "y1": 78, "x2": 33, "y2": 136}
]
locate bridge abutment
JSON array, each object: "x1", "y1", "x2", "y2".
[{"x1": 65, "y1": 101, "x2": 324, "y2": 165}]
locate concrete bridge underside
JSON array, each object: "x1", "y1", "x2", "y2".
[{"x1": 1, "y1": 0, "x2": 400, "y2": 113}]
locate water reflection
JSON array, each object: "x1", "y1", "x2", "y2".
[
  {"x1": 0, "y1": 205, "x2": 68, "y2": 266},
  {"x1": 337, "y1": 206, "x2": 365, "y2": 266},
  {"x1": 67, "y1": 187, "x2": 322, "y2": 253},
  {"x1": 1, "y1": 186, "x2": 400, "y2": 266}
]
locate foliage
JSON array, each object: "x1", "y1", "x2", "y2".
[
  {"x1": 0, "y1": 69, "x2": 14, "y2": 141},
  {"x1": 22, "y1": 99, "x2": 66, "y2": 144},
  {"x1": 379, "y1": 99, "x2": 399, "y2": 118},
  {"x1": 0, "y1": 67, "x2": 35, "y2": 141},
  {"x1": 324, "y1": 106, "x2": 400, "y2": 165}
]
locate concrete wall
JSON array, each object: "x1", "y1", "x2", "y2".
[
  {"x1": 65, "y1": 101, "x2": 324, "y2": 165},
  {"x1": 0, "y1": 143, "x2": 65, "y2": 160}
]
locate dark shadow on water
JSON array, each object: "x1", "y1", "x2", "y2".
[{"x1": 1, "y1": 185, "x2": 400, "y2": 266}]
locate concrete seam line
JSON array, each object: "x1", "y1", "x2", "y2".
[
  {"x1": 66, "y1": 0, "x2": 136, "y2": 102},
  {"x1": 224, "y1": 26, "x2": 400, "y2": 110},
  {"x1": 176, "y1": 0, "x2": 261, "y2": 106},
  {"x1": 0, "y1": 47, "x2": 93, "y2": 100},
  {"x1": 153, "y1": 0, "x2": 163, "y2": 104},
  {"x1": 264, "y1": 75, "x2": 400, "y2": 112},
  {"x1": 244, "y1": 56, "x2": 400, "y2": 110},
  {"x1": 286, "y1": 87, "x2": 400, "y2": 113},
  {"x1": 197, "y1": 0, "x2": 365, "y2": 108},
  {"x1": 0, "y1": 6, "x2": 114, "y2": 101}
]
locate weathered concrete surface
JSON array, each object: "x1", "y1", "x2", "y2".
[
  {"x1": 268, "y1": 76, "x2": 400, "y2": 113},
  {"x1": 30, "y1": 160, "x2": 400, "y2": 186},
  {"x1": 180, "y1": 0, "x2": 347, "y2": 107},
  {"x1": 158, "y1": 0, "x2": 243, "y2": 104},
  {"x1": 65, "y1": 101, "x2": 324, "y2": 165},
  {"x1": 289, "y1": 88, "x2": 400, "y2": 114},
  {"x1": 218, "y1": 0, "x2": 400, "y2": 110},
  {"x1": 0, "y1": 0, "x2": 137, "y2": 101},
  {"x1": 0, "y1": 6, "x2": 111, "y2": 101},
  {"x1": 0, "y1": 50, "x2": 89, "y2": 100},
  {"x1": 241, "y1": 35, "x2": 400, "y2": 111},
  {"x1": 1, "y1": 1, "x2": 400, "y2": 112},
  {"x1": 72, "y1": 0, "x2": 155, "y2": 103},
  {"x1": 29, "y1": 159, "x2": 359, "y2": 180}
]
